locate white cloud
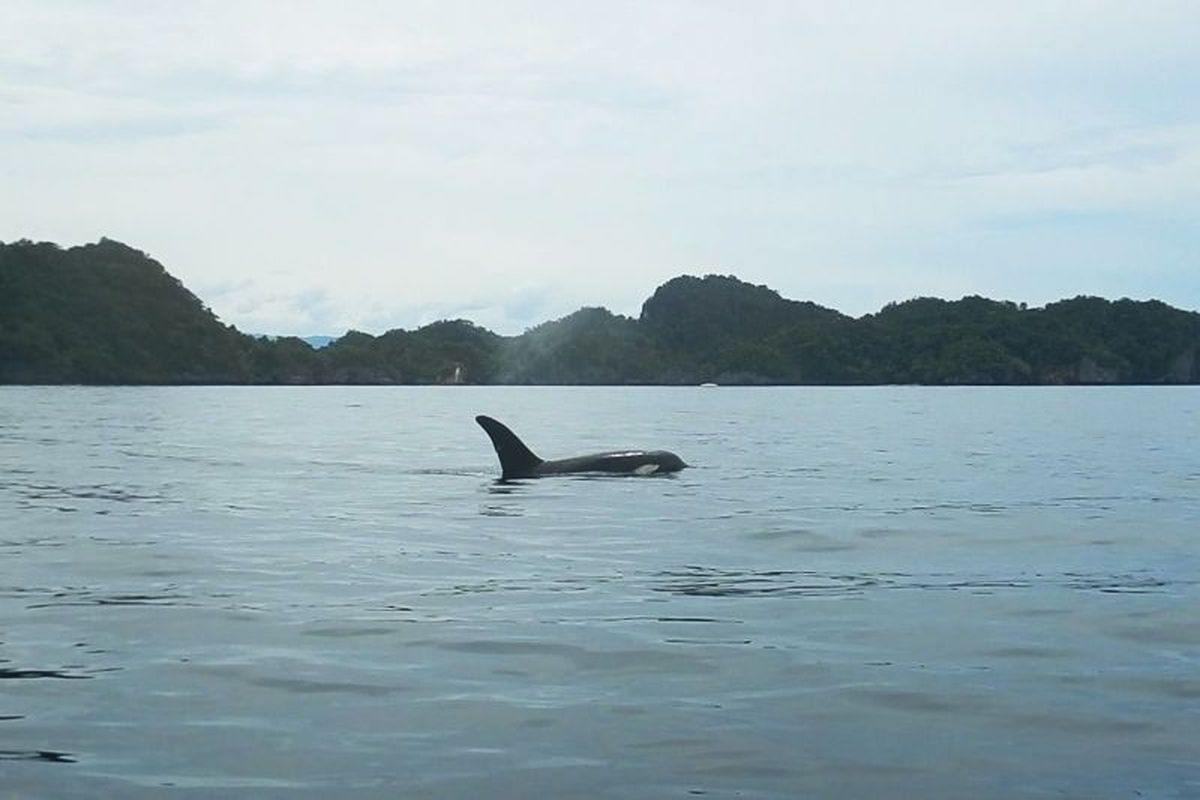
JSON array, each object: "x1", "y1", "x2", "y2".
[{"x1": 2, "y1": 1, "x2": 1198, "y2": 331}]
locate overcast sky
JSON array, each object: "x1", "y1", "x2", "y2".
[{"x1": 2, "y1": 1, "x2": 1197, "y2": 335}]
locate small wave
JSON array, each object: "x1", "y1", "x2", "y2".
[
  {"x1": 411, "y1": 467, "x2": 492, "y2": 477},
  {"x1": 648, "y1": 567, "x2": 1188, "y2": 598},
  {"x1": 116, "y1": 448, "x2": 245, "y2": 468},
  {"x1": 434, "y1": 576, "x2": 604, "y2": 597},
  {"x1": 0, "y1": 536, "x2": 67, "y2": 549},
  {"x1": 23, "y1": 585, "x2": 194, "y2": 609},
  {"x1": 651, "y1": 567, "x2": 877, "y2": 598},
  {"x1": 1062, "y1": 573, "x2": 1173, "y2": 593},
  {"x1": 0, "y1": 667, "x2": 93, "y2": 680},
  {"x1": 0, "y1": 749, "x2": 76, "y2": 763},
  {"x1": 2, "y1": 480, "x2": 175, "y2": 508},
  {"x1": 301, "y1": 625, "x2": 397, "y2": 638},
  {"x1": 248, "y1": 676, "x2": 401, "y2": 697},
  {"x1": 426, "y1": 638, "x2": 712, "y2": 673}
]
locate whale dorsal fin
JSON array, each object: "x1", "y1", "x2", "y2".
[{"x1": 475, "y1": 415, "x2": 543, "y2": 479}]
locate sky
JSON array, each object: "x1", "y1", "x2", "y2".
[{"x1": 2, "y1": 1, "x2": 1198, "y2": 336}]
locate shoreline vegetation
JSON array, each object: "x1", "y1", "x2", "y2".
[{"x1": 2, "y1": 238, "x2": 1197, "y2": 386}]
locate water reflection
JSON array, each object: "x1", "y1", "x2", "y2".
[
  {"x1": 480, "y1": 479, "x2": 530, "y2": 516},
  {"x1": 487, "y1": 480, "x2": 531, "y2": 492},
  {"x1": 485, "y1": 472, "x2": 681, "y2": 490}
]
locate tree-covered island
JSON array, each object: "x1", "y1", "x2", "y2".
[{"x1": 2, "y1": 238, "x2": 1197, "y2": 385}]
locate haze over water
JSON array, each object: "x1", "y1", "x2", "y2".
[{"x1": 1, "y1": 386, "x2": 1197, "y2": 798}]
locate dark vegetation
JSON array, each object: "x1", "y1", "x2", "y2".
[{"x1": 2, "y1": 238, "x2": 1197, "y2": 385}]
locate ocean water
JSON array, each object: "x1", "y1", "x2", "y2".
[{"x1": 0, "y1": 386, "x2": 1197, "y2": 799}]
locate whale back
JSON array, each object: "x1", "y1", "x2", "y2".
[{"x1": 475, "y1": 415, "x2": 543, "y2": 479}]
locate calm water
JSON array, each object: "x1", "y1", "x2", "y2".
[{"x1": 1, "y1": 386, "x2": 1197, "y2": 799}]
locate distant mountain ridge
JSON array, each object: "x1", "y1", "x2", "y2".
[{"x1": 2, "y1": 238, "x2": 1197, "y2": 385}]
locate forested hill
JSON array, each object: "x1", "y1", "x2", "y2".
[
  {"x1": 2, "y1": 238, "x2": 1198, "y2": 385},
  {"x1": 1, "y1": 239, "x2": 248, "y2": 383}
]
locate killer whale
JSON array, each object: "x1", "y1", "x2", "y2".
[{"x1": 475, "y1": 415, "x2": 687, "y2": 480}]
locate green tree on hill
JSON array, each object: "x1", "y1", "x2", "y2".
[{"x1": 3, "y1": 238, "x2": 1198, "y2": 386}]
